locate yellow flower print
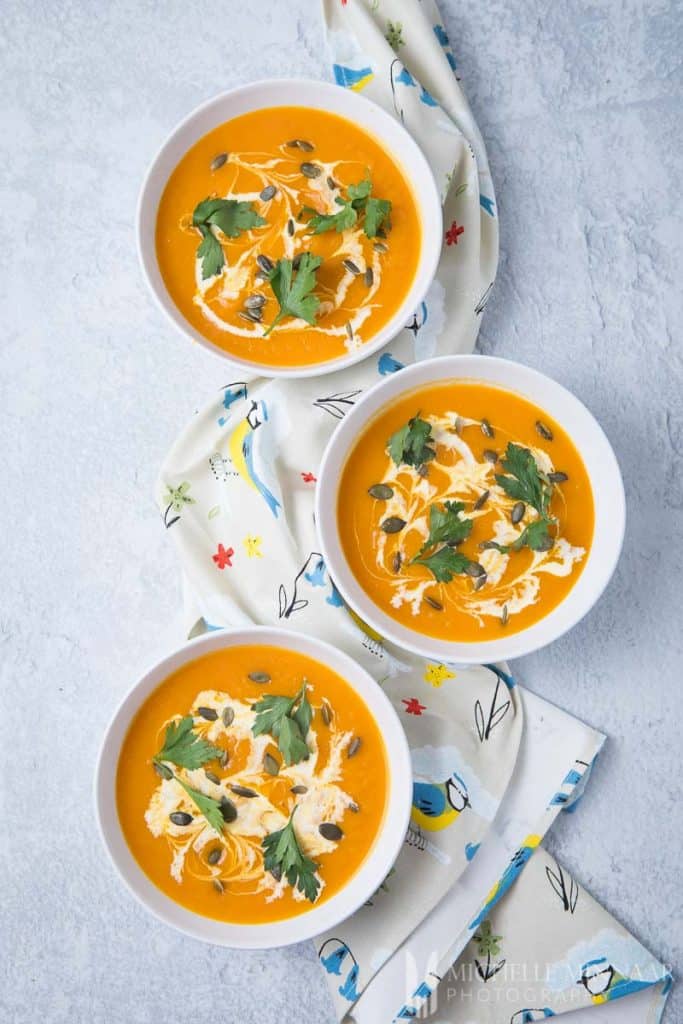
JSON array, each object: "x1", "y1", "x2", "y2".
[
  {"x1": 243, "y1": 535, "x2": 263, "y2": 558},
  {"x1": 424, "y1": 663, "x2": 455, "y2": 688}
]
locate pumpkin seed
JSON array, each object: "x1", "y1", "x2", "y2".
[
  {"x1": 417, "y1": 463, "x2": 429, "y2": 478},
  {"x1": 169, "y1": 812, "x2": 192, "y2": 827},
  {"x1": 210, "y1": 153, "x2": 228, "y2": 172},
  {"x1": 290, "y1": 784, "x2": 308, "y2": 794},
  {"x1": 453, "y1": 415, "x2": 464, "y2": 434},
  {"x1": 345, "y1": 321, "x2": 354, "y2": 340},
  {"x1": 327, "y1": 175, "x2": 338, "y2": 189},
  {"x1": 221, "y1": 706, "x2": 235, "y2": 727},
  {"x1": 537, "y1": 534, "x2": 554, "y2": 552},
  {"x1": 349, "y1": 801, "x2": 360, "y2": 813},
  {"x1": 373, "y1": 241, "x2": 388, "y2": 253},
  {"x1": 465, "y1": 561, "x2": 486, "y2": 578},
  {"x1": 287, "y1": 218, "x2": 295, "y2": 236},
  {"x1": 239, "y1": 309, "x2": 262, "y2": 324},
  {"x1": 204, "y1": 770, "x2": 221, "y2": 785},
  {"x1": 269, "y1": 863, "x2": 282, "y2": 881},
  {"x1": 248, "y1": 671, "x2": 271, "y2": 684},
  {"x1": 473, "y1": 573, "x2": 488, "y2": 592},
  {"x1": 424, "y1": 595, "x2": 443, "y2": 611},
  {"x1": 320, "y1": 703, "x2": 332, "y2": 726},
  {"x1": 197, "y1": 706, "x2": 218, "y2": 721},
  {"x1": 292, "y1": 253, "x2": 303, "y2": 270},
  {"x1": 207, "y1": 847, "x2": 222, "y2": 866},
  {"x1": 481, "y1": 418, "x2": 494, "y2": 438},
  {"x1": 220, "y1": 796, "x2": 238, "y2": 823},
  {"x1": 230, "y1": 784, "x2": 258, "y2": 798},
  {"x1": 212, "y1": 879, "x2": 224, "y2": 894},
  {"x1": 319, "y1": 822, "x2": 343, "y2": 841},
  {"x1": 259, "y1": 184, "x2": 277, "y2": 201},
  {"x1": 219, "y1": 749, "x2": 229, "y2": 768},
  {"x1": 391, "y1": 551, "x2": 402, "y2": 574},
  {"x1": 153, "y1": 761, "x2": 173, "y2": 781},
  {"x1": 473, "y1": 489, "x2": 490, "y2": 511},
  {"x1": 483, "y1": 449, "x2": 499, "y2": 464},
  {"x1": 501, "y1": 604, "x2": 509, "y2": 626},
  {"x1": 364, "y1": 267, "x2": 374, "y2": 287},
  {"x1": 347, "y1": 737, "x2": 362, "y2": 758},
  {"x1": 264, "y1": 753, "x2": 280, "y2": 776},
  {"x1": 300, "y1": 161, "x2": 321, "y2": 178},
  {"x1": 256, "y1": 254, "x2": 274, "y2": 273},
  {"x1": 342, "y1": 258, "x2": 361, "y2": 276},
  {"x1": 368, "y1": 483, "x2": 393, "y2": 500},
  {"x1": 381, "y1": 516, "x2": 406, "y2": 534},
  {"x1": 245, "y1": 293, "x2": 266, "y2": 310},
  {"x1": 548, "y1": 471, "x2": 568, "y2": 483},
  {"x1": 286, "y1": 138, "x2": 314, "y2": 151},
  {"x1": 536, "y1": 420, "x2": 554, "y2": 441},
  {"x1": 511, "y1": 501, "x2": 525, "y2": 524}
]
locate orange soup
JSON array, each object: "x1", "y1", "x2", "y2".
[
  {"x1": 156, "y1": 106, "x2": 421, "y2": 367},
  {"x1": 117, "y1": 646, "x2": 388, "y2": 923},
  {"x1": 339, "y1": 381, "x2": 595, "y2": 641}
]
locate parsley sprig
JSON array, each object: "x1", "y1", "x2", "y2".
[
  {"x1": 264, "y1": 254, "x2": 321, "y2": 335},
  {"x1": 388, "y1": 415, "x2": 436, "y2": 469},
  {"x1": 302, "y1": 176, "x2": 392, "y2": 238},
  {"x1": 174, "y1": 777, "x2": 226, "y2": 834},
  {"x1": 414, "y1": 547, "x2": 472, "y2": 582},
  {"x1": 413, "y1": 501, "x2": 473, "y2": 559},
  {"x1": 251, "y1": 681, "x2": 312, "y2": 765},
  {"x1": 488, "y1": 442, "x2": 556, "y2": 553},
  {"x1": 154, "y1": 715, "x2": 224, "y2": 771},
  {"x1": 262, "y1": 808, "x2": 320, "y2": 903},
  {"x1": 193, "y1": 197, "x2": 267, "y2": 279}
]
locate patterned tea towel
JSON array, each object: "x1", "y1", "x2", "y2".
[{"x1": 155, "y1": 0, "x2": 671, "y2": 1020}]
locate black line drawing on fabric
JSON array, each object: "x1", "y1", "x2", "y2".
[
  {"x1": 475, "y1": 282, "x2": 494, "y2": 316},
  {"x1": 545, "y1": 860, "x2": 579, "y2": 913},
  {"x1": 473, "y1": 921, "x2": 506, "y2": 982},
  {"x1": 404, "y1": 823, "x2": 451, "y2": 866},
  {"x1": 389, "y1": 58, "x2": 405, "y2": 122},
  {"x1": 474, "y1": 676, "x2": 511, "y2": 741},
  {"x1": 313, "y1": 390, "x2": 364, "y2": 420},
  {"x1": 209, "y1": 453, "x2": 233, "y2": 482},
  {"x1": 278, "y1": 551, "x2": 344, "y2": 619}
]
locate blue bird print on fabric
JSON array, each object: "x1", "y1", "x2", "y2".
[
  {"x1": 227, "y1": 400, "x2": 281, "y2": 518},
  {"x1": 318, "y1": 939, "x2": 360, "y2": 1002},
  {"x1": 510, "y1": 1010, "x2": 555, "y2": 1023},
  {"x1": 480, "y1": 194, "x2": 496, "y2": 217},
  {"x1": 579, "y1": 958, "x2": 651, "y2": 1004},
  {"x1": 412, "y1": 770, "x2": 469, "y2": 832},
  {"x1": 333, "y1": 64, "x2": 374, "y2": 91},
  {"x1": 378, "y1": 352, "x2": 405, "y2": 375},
  {"x1": 217, "y1": 382, "x2": 248, "y2": 426},
  {"x1": 469, "y1": 835, "x2": 542, "y2": 928}
]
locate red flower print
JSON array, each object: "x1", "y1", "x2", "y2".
[
  {"x1": 301, "y1": 471, "x2": 317, "y2": 483},
  {"x1": 402, "y1": 697, "x2": 427, "y2": 716},
  {"x1": 212, "y1": 543, "x2": 234, "y2": 570},
  {"x1": 445, "y1": 220, "x2": 464, "y2": 246}
]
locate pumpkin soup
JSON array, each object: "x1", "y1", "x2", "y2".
[
  {"x1": 155, "y1": 106, "x2": 421, "y2": 367},
  {"x1": 116, "y1": 645, "x2": 388, "y2": 923},
  {"x1": 338, "y1": 381, "x2": 594, "y2": 641}
]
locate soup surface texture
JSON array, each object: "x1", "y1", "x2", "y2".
[
  {"x1": 117, "y1": 646, "x2": 388, "y2": 923},
  {"x1": 156, "y1": 106, "x2": 421, "y2": 367},
  {"x1": 338, "y1": 381, "x2": 595, "y2": 642}
]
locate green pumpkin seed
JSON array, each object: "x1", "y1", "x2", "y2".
[
  {"x1": 230, "y1": 784, "x2": 258, "y2": 799},
  {"x1": 245, "y1": 293, "x2": 266, "y2": 310},
  {"x1": 511, "y1": 501, "x2": 525, "y2": 524},
  {"x1": 210, "y1": 153, "x2": 228, "y2": 172},
  {"x1": 473, "y1": 573, "x2": 488, "y2": 592},
  {"x1": 219, "y1": 749, "x2": 229, "y2": 768},
  {"x1": 259, "y1": 184, "x2": 276, "y2": 201},
  {"x1": 424, "y1": 595, "x2": 443, "y2": 611},
  {"x1": 204, "y1": 770, "x2": 221, "y2": 785},
  {"x1": 169, "y1": 811, "x2": 192, "y2": 826},
  {"x1": 347, "y1": 737, "x2": 362, "y2": 758},
  {"x1": 290, "y1": 784, "x2": 308, "y2": 794},
  {"x1": 465, "y1": 561, "x2": 486, "y2": 578},
  {"x1": 548, "y1": 471, "x2": 568, "y2": 483},
  {"x1": 381, "y1": 516, "x2": 406, "y2": 534},
  {"x1": 342, "y1": 258, "x2": 361, "y2": 276},
  {"x1": 300, "y1": 162, "x2": 321, "y2": 178},
  {"x1": 220, "y1": 796, "x2": 238, "y2": 823},
  {"x1": 257, "y1": 254, "x2": 274, "y2": 273},
  {"x1": 327, "y1": 175, "x2": 338, "y2": 189},
  {"x1": 417, "y1": 463, "x2": 429, "y2": 478},
  {"x1": 269, "y1": 864, "x2": 282, "y2": 881},
  {"x1": 536, "y1": 534, "x2": 554, "y2": 552},
  {"x1": 473, "y1": 489, "x2": 490, "y2": 511},
  {"x1": 481, "y1": 418, "x2": 494, "y2": 438},
  {"x1": 345, "y1": 321, "x2": 354, "y2": 340},
  {"x1": 239, "y1": 308, "x2": 262, "y2": 324},
  {"x1": 349, "y1": 801, "x2": 360, "y2": 813},
  {"x1": 368, "y1": 483, "x2": 393, "y2": 500},
  {"x1": 483, "y1": 449, "x2": 499, "y2": 464},
  {"x1": 207, "y1": 847, "x2": 222, "y2": 865},
  {"x1": 212, "y1": 879, "x2": 224, "y2": 894},
  {"x1": 319, "y1": 822, "x2": 343, "y2": 841},
  {"x1": 320, "y1": 703, "x2": 332, "y2": 727},
  {"x1": 536, "y1": 420, "x2": 554, "y2": 441},
  {"x1": 286, "y1": 138, "x2": 314, "y2": 152},
  {"x1": 501, "y1": 604, "x2": 509, "y2": 626},
  {"x1": 221, "y1": 706, "x2": 235, "y2": 727},
  {"x1": 264, "y1": 753, "x2": 280, "y2": 776},
  {"x1": 391, "y1": 551, "x2": 402, "y2": 574},
  {"x1": 373, "y1": 241, "x2": 388, "y2": 253},
  {"x1": 364, "y1": 267, "x2": 374, "y2": 287},
  {"x1": 248, "y1": 671, "x2": 271, "y2": 684},
  {"x1": 153, "y1": 761, "x2": 173, "y2": 781},
  {"x1": 287, "y1": 218, "x2": 295, "y2": 236},
  {"x1": 197, "y1": 706, "x2": 218, "y2": 721}
]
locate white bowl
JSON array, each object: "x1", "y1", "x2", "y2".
[
  {"x1": 316, "y1": 355, "x2": 625, "y2": 664},
  {"x1": 95, "y1": 626, "x2": 412, "y2": 948},
  {"x1": 137, "y1": 78, "x2": 442, "y2": 378}
]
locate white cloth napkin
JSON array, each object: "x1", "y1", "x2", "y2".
[{"x1": 155, "y1": 0, "x2": 671, "y2": 1019}]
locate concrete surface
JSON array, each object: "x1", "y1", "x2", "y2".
[{"x1": 1, "y1": 1, "x2": 680, "y2": 1021}]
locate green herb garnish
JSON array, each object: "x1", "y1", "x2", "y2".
[
  {"x1": 264, "y1": 254, "x2": 321, "y2": 335},
  {"x1": 489, "y1": 442, "x2": 557, "y2": 553},
  {"x1": 414, "y1": 500, "x2": 473, "y2": 559},
  {"x1": 484, "y1": 518, "x2": 555, "y2": 554},
  {"x1": 251, "y1": 681, "x2": 312, "y2": 765},
  {"x1": 175, "y1": 777, "x2": 226, "y2": 834},
  {"x1": 388, "y1": 415, "x2": 436, "y2": 468},
  {"x1": 413, "y1": 547, "x2": 472, "y2": 582},
  {"x1": 153, "y1": 715, "x2": 224, "y2": 771},
  {"x1": 302, "y1": 176, "x2": 392, "y2": 238},
  {"x1": 262, "y1": 808, "x2": 320, "y2": 903},
  {"x1": 192, "y1": 198, "x2": 267, "y2": 279}
]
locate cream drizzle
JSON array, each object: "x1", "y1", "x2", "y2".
[
  {"x1": 362, "y1": 412, "x2": 586, "y2": 626},
  {"x1": 188, "y1": 147, "x2": 383, "y2": 347},
  {"x1": 144, "y1": 689, "x2": 356, "y2": 903}
]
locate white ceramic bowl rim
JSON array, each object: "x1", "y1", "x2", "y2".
[
  {"x1": 137, "y1": 77, "x2": 443, "y2": 378},
  {"x1": 95, "y1": 626, "x2": 412, "y2": 948},
  {"x1": 316, "y1": 354, "x2": 626, "y2": 664}
]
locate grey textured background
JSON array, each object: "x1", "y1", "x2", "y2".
[{"x1": 1, "y1": 1, "x2": 681, "y2": 1021}]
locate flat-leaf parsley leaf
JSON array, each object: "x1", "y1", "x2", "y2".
[
  {"x1": 264, "y1": 254, "x2": 321, "y2": 335},
  {"x1": 192, "y1": 197, "x2": 267, "y2": 279}
]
